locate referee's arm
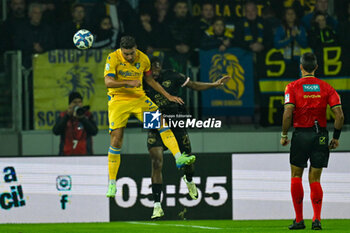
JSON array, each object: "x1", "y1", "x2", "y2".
[
  {"x1": 332, "y1": 106, "x2": 344, "y2": 132},
  {"x1": 329, "y1": 106, "x2": 344, "y2": 149},
  {"x1": 281, "y1": 104, "x2": 295, "y2": 146}
]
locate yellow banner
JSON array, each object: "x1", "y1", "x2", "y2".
[
  {"x1": 33, "y1": 49, "x2": 112, "y2": 130},
  {"x1": 259, "y1": 78, "x2": 350, "y2": 93}
]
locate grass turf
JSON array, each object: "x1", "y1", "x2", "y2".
[{"x1": 1, "y1": 219, "x2": 350, "y2": 233}]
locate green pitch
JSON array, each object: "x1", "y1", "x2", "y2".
[{"x1": 1, "y1": 219, "x2": 350, "y2": 233}]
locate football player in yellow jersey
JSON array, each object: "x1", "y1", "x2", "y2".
[{"x1": 104, "y1": 36, "x2": 196, "y2": 198}]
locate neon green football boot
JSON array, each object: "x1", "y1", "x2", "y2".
[
  {"x1": 106, "y1": 183, "x2": 116, "y2": 198},
  {"x1": 176, "y1": 152, "x2": 196, "y2": 169}
]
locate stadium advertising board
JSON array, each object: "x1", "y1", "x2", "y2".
[
  {"x1": 232, "y1": 152, "x2": 350, "y2": 220},
  {"x1": 0, "y1": 157, "x2": 108, "y2": 223},
  {"x1": 199, "y1": 48, "x2": 254, "y2": 117},
  {"x1": 110, "y1": 153, "x2": 232, "y2": 221}
]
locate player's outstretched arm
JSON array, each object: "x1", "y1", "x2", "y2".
[
  {"x1": 144, "y1": 74, "x2": 184, "y2": 105},
  {"x1": 105, "y1": 75, "x2": 141, "y2": 88},
  {"x1": 185, "y1": 76, "x2": 230, "y2": 91}
]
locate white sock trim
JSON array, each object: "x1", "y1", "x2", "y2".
[
  {"x1": 154, "y1": 202, "x2": 161, "y2": 208},
  {"x1": 175, "y1": 152, "x2": 181, "y2": 160}
]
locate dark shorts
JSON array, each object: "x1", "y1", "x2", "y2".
[
  {"x1": 147, "y1": 128, "x2": 191, "y2": 154},
  {"x1": 290, "y1": 128, "x2": 330, "y2": 168}
]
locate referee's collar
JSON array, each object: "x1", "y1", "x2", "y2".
[{"x1": 301, "y1": 75, "x2": 315, "y2": 78}]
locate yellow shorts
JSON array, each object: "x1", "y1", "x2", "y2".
[{"x1": 108, "y1": 95, "x2": 158, "y2": 131}]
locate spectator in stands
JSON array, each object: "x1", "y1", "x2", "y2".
[
  {"x1": 126, "y1": 0, "x2": 139, "y2": 10},
  {"x1": 53, "y1": 92, "x2": 98, "y2": 156},
  {"x1": 152, "y1": 0, "x2": 171, "y2": 26},
  {"x1": 338, "y1": 1, "x2": 350, "y2": 75},
  {"x1": 13, "y1": 3, "x2": 55, "y2": 68},
  {"x1": 274, "y1": 7, "x2": 308, "y2": 61},
  {"x1": 200, "y1": 17, "x2": 233, "y2": 52},
  {"x1": 91, "y1": 0, "x2": 137, "y2": 37},
  {"x1": 168, "y1": 0, "x2": 195, "y2": 57},
  {"x1": 235, "y1": 1, "x2": 266, "y2": 53},
  {"x1": 262, "y1": 5, "x2": 280, "y2": 34},
  {"x1": 58, "y1": 4, "x2": 91, "y2": 49},
  {"x1": 134, "y1": 10, "x2": 173, "y2": 54},
  {"x1": 338, "y1": 1, "x2": 350, "y2": 47},
  {"x1": 92, "y1": 16, "x2": 118, "y2": 49},
  {"x1": 302, "y1": 0, "x2": 337, "y2": 31},
  {"x1": 27, "y1": 0, "x2": 57, "y2": 24},
  {"x1": 0, "y1": 0, "x2": 27, "y2": 51},
  {"x1": 308, "y1": 11, "x2": 338, "y2": 49},
  {"x1": 197, "y1": 2, "x2": 215, "y2": 35}
]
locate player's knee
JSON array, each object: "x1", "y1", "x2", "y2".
[
  {"x1": 309, "y1": 167, "x2": 322, "y2": 183},
  {"x1": 111, "y1": 136, "x2": 123, "y2": 148},
  {"x1": 152, "y1": 158, "x2": 163, "y2": 171},
  {"x1": 111, "y1": 139, "x2": 123, "y2": 148}
]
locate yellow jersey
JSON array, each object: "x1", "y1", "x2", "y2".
[{"x1": 104, "y1": 49, "x2": 151, "y2": 100}]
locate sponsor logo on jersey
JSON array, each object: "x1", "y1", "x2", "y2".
[
  {"x1": 118, "y1": 70, "x2": 141, "y2": 77},
  {"x1": 162, "y1": 80, "x2": 171, "y2": 88},
  {"x1": 285, "y1": 93, "x2": 290, "y2": 103},
  {"x1": 303, "y1": 84, "x2": 320, "y2": 92}
]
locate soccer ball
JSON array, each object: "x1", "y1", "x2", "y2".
[{"x1": 73, "y1": 29, "x2": 94, "y2": 49}]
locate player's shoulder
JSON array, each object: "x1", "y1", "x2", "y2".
[
  {"x1": 162, "y1": 69, "x2": 181, "y2": 78},
  {"x1": 316, "y1": 77, "x2": 332, "y2": 87},
  {"x1": 137, "y1": 49, "x2": 150, "y2": 61},
  {"x1": 286, "y1": 79, "x2": 298, "y2": 88},
  {"x1": 107, "y1": 49, "x2": 120, "y2": 61},
  {"x1": 318, "y1": 79, "x2": 337, "y2": 93},
  {"x1": 162, "y1": 69, "x2": 177, "y2": 75}
]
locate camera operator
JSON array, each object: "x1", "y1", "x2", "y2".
[{"x1": 53, "y1": 92, "x2": 98, "y2": 155}]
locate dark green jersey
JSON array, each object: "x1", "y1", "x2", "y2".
[{"x1": 144, "y1": 69, "x2": 189, "y2": 115}]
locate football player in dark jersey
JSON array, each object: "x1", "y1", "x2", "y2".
[{"x1": 144, "y1": 57, "x2": 230, "y2": 219}]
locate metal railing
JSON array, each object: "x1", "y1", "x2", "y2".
[
  {"x1": 0, "y1": 51, "x2": 22, "y2": 132},
  {"x1": 1, "y1": 0, "x2": 6, "y2": 22}
]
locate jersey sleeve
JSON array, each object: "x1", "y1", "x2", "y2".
[
  {"x1": 177, "y1": 72, "x2": 190, "y2": 87},
  {"x1": 144, "y1": 56, "x2": 152, "y2": 76},
  {"x1": 328, "y1": 86, "x2": 341, "y2": 108},
  {"x1": 284, "y1": 83, "x2": 295, "y2": 105},
  {"x1": 104, "y1": 53, "x2": 117, "y2": 78}
]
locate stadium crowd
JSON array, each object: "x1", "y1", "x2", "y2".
[{"x1": 1, "y1": 0, "x2": 349, "y2": 67}]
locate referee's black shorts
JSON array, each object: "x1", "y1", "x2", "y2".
[
  {"x1": 290, "y1": 127, "x2": 330, "y2": 168},
  {"x1": 147, "y1": 128, "x2": 191, "y2": 154}
]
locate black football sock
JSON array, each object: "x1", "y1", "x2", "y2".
[
  {"x1": 152, "y1": 184, "x2": 162, "y2": 203},
  {"x1": 184, "y1": 165, "x2": 194, "y2": 182}
]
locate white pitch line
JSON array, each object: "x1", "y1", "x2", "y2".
[
  {"x1": 126, "y1": 222, "x2": 222, "y2": 230},
  {"x1": 127, "y1": 222, "x2": 159, "y2": 226},
  {"x1": 172, "y1": 224, "x2": 222, "y2": 230}
]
